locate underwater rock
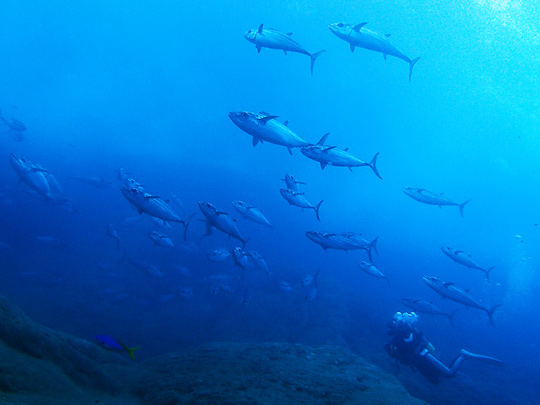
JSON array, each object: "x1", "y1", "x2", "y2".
[
  {"x1": 0, "y1": 293, "x2": 424, "y2": 404},
  {"x1": 132, "y1": 342, "x2": 426, "y2": 404}
]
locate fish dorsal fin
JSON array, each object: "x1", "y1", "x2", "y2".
[
  {"x1": 258, "y1": 115, "x2": 278, "y2": 125},
  {"x1": 317, "y1": 132, "x2": 330, "y2": 146},
  {"x1": 344, "y1": 147, "x2": 349, "y2": 151},
  {"x1": 353, "y1": 22, "x2": 368, "y2": 31},
  {"x1": 257, "y1": 24, "x2": 264, "y2": 34},
  {"x1": 283, "y1": 120, "x2": 289, "y2": 126},
  {"x1": 286, "y1": 32, "x2": 294, "y2": 36},
  {"x1": 443, "y1": 282, "x2": 455, "y2": 287},
  {"x1": 385, "y1": 33, "x2": 391, "y2": 37}
]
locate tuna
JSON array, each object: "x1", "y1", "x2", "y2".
[
  {"x1": 280, "y1": 188, "x2": 323, "y2": 221},
  {"x1": 244, "y1": 24, "x2": 325, "y2": 75},
  {"x1": 400, "y1": 298, "x2": 456, "y2": 326},
  {"x1": 231, "y1": 200, "x2": 272, "y2": 228},
  {"x1": 300, "y1": 133, "x2": 382, "y2": 179},
  {"x1": 403, "y1": 187, "x2": 471, "y2": 217},
  {"x1": 357, "y1": 261, "x2": 390, "y2": 286},
  {"x1": 229, "y1": 111, "x2": 311, "y2": 155},
  {"x1": 422, "y1": 276, "x2": 500, "y2": 326},
  {"x1": 10, "y1": 154, "x2": 53, "y2": 201},
  {"x1": 148, "y1": 231, "x2": 174, "y2": 248},
  {"x1": 198, "y1": 201, "x2": 247, "y2": 248},
  {"x1": 305, "y1": 231, "x2": 378, "y2": 261},
  {"x1": 281, "y1": 173, "x2": 305, "y2": 191},
  {"x1": 328, "y1": 22, "x2": 420, "y2": 82},
  {"x1": 441, "y1": 246, "x2": 495, "y2": 282}
]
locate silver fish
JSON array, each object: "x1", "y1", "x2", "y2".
[
  {"x1": 148, "y1": 231, "x2": 174, "y2": 248},
  {"x1": 357, "y1": 261, "x2": 389, "y2": 286},
  {"x1": 328, "y1": 22, "x2": 420, "y2": 82},
  {"x1": 248, "y1": 251, "x2": 270, "y2": 275},
  {"x1": 281, "y1": 174, "x2": 305, "y2": 191},
  {"x1": 301, "y1": 133, "x2": 381, "y2": 179},
  {"x1": 231, "y1": 247, "x2": 249, "y2": 269},
  {"x1": 305, "y1": 231, "x2": 378, "y2": 260},
  {"x1": 244, "y1": 24, "x2": 325, "y2": 75},
  {"x1": 229, "y1": 111, "x2": 311, "y2": 155},
  {"x1": 280, "y1": 189, "x2": 322, "y2": 221},
  {"x1": 441, "y1": 246, "x2": 494, "y2": 282},
  {"x1": 198, "y1": 201, "x2": 247, "y2": 248},
  {"x1": 207, "y1": 248, "x2": 231, "y2": 263},
  {"x1": 400, "y1": 298, "x2": 456, "y2": 326},
  {"x1": 422, "y1": 276, "x2": 500, "y2": 327},
  {"x1": 231, "y1": 200, "x2": 272, "y2": 228},
  {"x1": 403, "y1": 187, "x2": 471, "y2": 217}
]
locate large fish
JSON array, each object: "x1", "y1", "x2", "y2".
[
  {"x1": 10, "y1": 154, "x2": 53, "y2": 201},
  {"x1": 121, "y1": 182, "x2": 193, "y2": 239},
  {"x1": 400, "y1": 298, "x2": 456, "y2": 326},
  {"x1": 229, "y1": 111, "x2": 311, "y2": 155},
  {"x1": 357, "y1": 261, "x2": 389, "y2": 286},
  {"x1": 441, "y1": 246, "x2": 495, "y2": 282},
  {"x1": 231, "y1": 200, "x2": 272, "y2": 228},
  {"x1": 198, "y1": 201, "x2": 247, "y2": 248},
  {"x1": 403, "y1": 187, "x2": 471, "y2": 217},
  {"x1": 305, "y1": 231, "x2": 378, "y2": 260},
  {"x1": 148, "y1": 231, "x2": 174, "y2": 248},
  {"x1": 281, "y1": 173, "x2": 305, "y2": 191},
  {"x1": 300, "y1": 133, "x2": 382, "y2": 179},
  {"x1": 244, "y1": 24, "x2": 325, "y2": 75},
  {"x1": 422, "y1": 276, "x2": 500, "y2": 327},
  {"x1": 280, "y1": 188, "x2": 323, "y2": 221},
  {"x1": 328, "y1": 22, "x2": 420, "y2": 82}
]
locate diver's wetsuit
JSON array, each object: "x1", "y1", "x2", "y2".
[{"x1": 384, "y1": 324, "x2": 466, "y2": 385}]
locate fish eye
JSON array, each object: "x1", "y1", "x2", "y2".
[{"x1": 241, "y1": 112, "x2": 248, "y2": 118}]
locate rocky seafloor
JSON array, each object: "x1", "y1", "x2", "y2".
[{"x1": 0, "y1": 294, "x2": 425, "y2": 404}]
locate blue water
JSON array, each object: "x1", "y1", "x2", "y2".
[{"x1": 1, "y1": 0, "x2": 539, "y2": 402}]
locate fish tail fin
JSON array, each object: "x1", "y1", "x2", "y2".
[
  {"x1": 459, "y1": 200, "x2": 472, "y2": 217},
  {"x1": 370, "y1": 236, "x2": 379, "y2": 256},
  {"x1": 310, "y1": 50, "x2": 326, "y2": 76},
  {"x1": 368, "y1": 152, "x2": 382, "y2": 179},
  {"x1": 182, "y1": 213, "x2": 196, "y2": 241},
  {"x1": 487, "y1": 304, "x2": 501, "y2": 327},
  {"x1": 314, "y1": 200, "x2": 323, "y2": 221},
  {"x1": 485, "y1": 266, "x2": 495, "y2": 283},
  {"x1": 409, "y1": 57, "x2": 421, "y2": 82},
  {"x1": 118, "y1": 341, "x2": 140, "y2": 361},
  {"x1": 126, "y1": 346, "x2": 140, "y2": 361}
]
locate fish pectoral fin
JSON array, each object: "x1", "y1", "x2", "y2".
[
  {"x1": 323, "y1": 146, "x2": 337, "y2": 152},
  {"x1": 350, "y1": 44, "x2": 355, "y2": 53},
  {"x1": 286, "y1": 32, "x2": 294, "y2": 36},
  {"x1": 283, "y1": 120, "x2": 289, "y2": 126},
  {"x1": 144, "y1": 195, "x2": 161, "y2": 199},
  {"x1": 443, "y1": 282, "x2": 455, "y2": 287},
  {"x1": 385, "y1": 33, "x2": 391, "y2": 37},
  {"x1": 252, "y1": 137, "x2": 259, "y2": 147},
  {"x1": 383, "y1": 53, "x2": 387, "y2": 60},
  {"x1": 320, "y1": 162, "x2": 327, "y2": 170},
  {"x1": 257, "y1": 115, "x2": 279, "y2": 125},
  {"x1": 283, "y1": 50, "x2": 287, "y2": 55},
  {"x1": 256, "y1": 46, "x2": 262, "y2": 53},
  {"x1": 216, "y1": 211, "x2": 230, "y2": 216},
  {"x1": 353, "y1": 22, "x2": 368, "y2": 31}
]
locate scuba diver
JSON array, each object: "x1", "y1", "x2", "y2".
[{"x1": 384, "y1": 312, "x2": 503, "y2": 384}]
